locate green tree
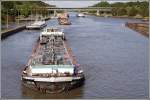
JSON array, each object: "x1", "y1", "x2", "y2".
[
  {"x1": 111, "y1": 2, "x2": 125, "y2": 8},
  {"x1": 92, "y1": 1, "x2": 149, "y2": 17},
  {"x1": 128, "y1": 7, "x2": 138, "y2": 16},
  {"x1": 93, "y1": 2, "x2": 110, "y2": 7},
  {"x1": 111, "y1": 8, "x2": 118, "y2": 16},
  {"x1": 118, "y1": 8, "x2": 127, "y2": 16},
  {"x1": 138, "y1": 6, "x2": 149, "y2": 17}
]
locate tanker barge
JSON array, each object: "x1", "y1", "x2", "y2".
[{"x1": 21, "y1": 28, "x2": 84, "y2": 93}]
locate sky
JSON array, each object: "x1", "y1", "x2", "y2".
[
  {"x1": 43, "y1": 0, "x2": 144, "y2": 8},
  {"x1": 44, "y1": 1, "x2": 100, "y2": 8}
]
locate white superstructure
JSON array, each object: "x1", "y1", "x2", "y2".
[
  {"x1": 40, "y1": 28, "x2": 65, "y2": 42},
  {"x1": 27, "y1": 65, "x2": 74, "y2": 76},
  {"x1": 77, "y1": 13, "x2": 85, "y2": 17},
  {"x1": 41, "y1": 28, "x2": 64, "y2": 36},
  {"x1": 26, "y1": 20, "x2": 47, "y2": 29}
]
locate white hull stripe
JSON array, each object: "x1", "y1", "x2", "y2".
[{"x1": 23, "y1": 76, "x2": 82, "y2": 82}]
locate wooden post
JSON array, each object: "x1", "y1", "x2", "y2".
[
  {"x1": 18, "y1": 9, "x2": 19, "y2": 25},
  {"x1": 6, "y1": 9, "x2": 9, "y2": 29}
]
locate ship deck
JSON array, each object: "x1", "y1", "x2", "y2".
[{"x1": 28, "y1": 35, "x2": 73, "y2": 66}]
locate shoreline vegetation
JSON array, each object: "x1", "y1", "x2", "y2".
[
  {"x1": 1, "y1": 1, "x2": 55, "y2": 25},
  {"x1": 88, "y1": 1, "x2": 149, "y2": 21}
]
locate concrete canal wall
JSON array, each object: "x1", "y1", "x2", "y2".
[
  {"x1": 19, "y1": 17, "x2": 51, "y2": 21},
  {"x1": 1, "y1": 17, "x2": 51, "y2": 39},
  {"x1": 1, "y1": 25, "x2": 26, "y2": 39},
  {"x1": 125, "y1": 22, "x2": 149, "y2": 37}
]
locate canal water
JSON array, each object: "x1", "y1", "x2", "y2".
[{"x1": 1, "y1": 12, "x2": 148, "y2": 99}]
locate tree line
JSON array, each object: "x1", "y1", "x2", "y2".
[
  {"x1": 1, "y1": 1, "x2": 55, "y2": 23},
  {"x1": 92, "y1": 1, "x2": 149, "y2": 17}
]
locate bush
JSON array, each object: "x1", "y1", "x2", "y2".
[
  {"x1": 118, "y1": 8, "x2": 127, "y2": 16},
  {"x1": 138, "y1": 7, "x2": 149, "y2": 17},
  {"x1": 128, "y1": 7, "x2": 138, "y2": 16},
  {"x1": 94, "y1": 2, "x2": 110, "y2": 7},
  {"x1": 93, "y1": 1, "x2": 149, "y2": 17}
]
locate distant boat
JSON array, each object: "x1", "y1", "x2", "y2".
[
  {"x1": 26, "y1": 19, "x2": 47, "y2": 29},
  {"x1": 77, "y1": 13, "x2": 85, "y2": 17},
  {"x1": 57, "y1": 13, "x2": 71, "y2": 25},
  {"x1": 58, "y1": 18, "x2": 71, "y2": 25}
]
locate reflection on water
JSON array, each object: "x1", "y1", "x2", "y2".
[{"x1": 2, "y1": 12, "x2": 148, "y2": 99}]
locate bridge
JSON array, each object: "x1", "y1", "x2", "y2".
[
  {"x1": 45, "y1": 7, "x2": 113, "y2": 11},
  {"x1": 44, "y1": 7, "x2": 113, "y2": 16}
]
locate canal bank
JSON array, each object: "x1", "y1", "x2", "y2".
[
  {"x1": 86, "y1": 13, "x2": 149, "y2": 21},
  {"x1": 1, "y1": 17, "x2": 51, "y2": 39},
  {"x1": 85, "y1": 13, "x2": 149, "y2": 38},
  {"x1": 125, "y1": 22, "x2": 149, "y2": 37},
  {"x1": 1, "y1": 25, "x2": 26, "y2": 39}
]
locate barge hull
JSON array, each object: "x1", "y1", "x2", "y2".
[{"x1": 22, "y1": 77, "x2": 85, "y2": 93}]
